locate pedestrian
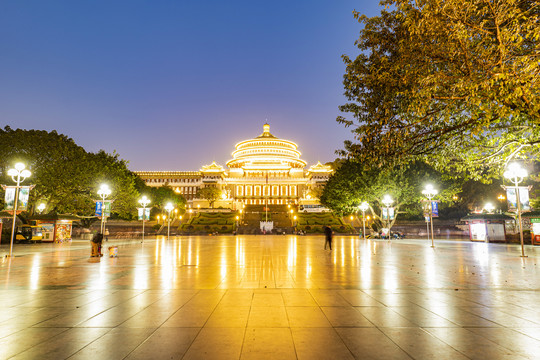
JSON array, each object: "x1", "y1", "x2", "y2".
[
  {"x1": 91, "y1": 232, "x2": 104, "y2": 257},
  {"x1": 324, "y1": 225, "x2": 333, "y2": 250}
]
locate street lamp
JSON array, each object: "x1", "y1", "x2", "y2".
[
  {"x1": 37, "y1": 203, "x2": 46, "y2": 214},
  {"x1": 381, "y1": 195, "x2": 393, "y2": 239},
  {"x1": 484, "y1": 202, "x2": 495, "y2": 214},
  {"x1": 138, "y1": 195, "x2": 151, "y2": 243},
  {"x1": 504, "y1": 163, "x2": 528, "y2": 257},
  {"x1": 7, "y1": 163, "x2": 31, "y2": 258},
  {"x1": 165, "y1": 202, "x2": 174, "y2": 240},
  {"x1": 359, "y1": 202, "x2": 369, "y2": 241},
  {"x1": 422, "y1": 184, "x2": 437, "y2": 248},
  {"x1": 97, "y1": 184, "x2": 111, "y2": 236}
]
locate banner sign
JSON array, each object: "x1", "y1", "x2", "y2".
[
  {"x1": 431, "y1": 201, "x2": 439, "y2": 217},
  {"x1": 4, "y1": 186, "x2": 31, "y2": 211},
  {"x1": 506, "y1": 187, "x2": 530, "y2": 212},
  {"x1": 382, "y1": 207, "x2": 395, "y2": 220},
  {"x1": 95, "y1": 201, "x2": 111, "y2": 217},
  {"x1": 422, "y1": 200, "x2": 439, "y2": 217},
  {"x1": 138, "y1": 208, "x2": 151, "y2": 221}
]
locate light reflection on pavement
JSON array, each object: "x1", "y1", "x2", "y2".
[{"x1": 0, "y1": 235, "x2": 538, "y2": 359}]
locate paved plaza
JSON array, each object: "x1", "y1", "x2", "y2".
[{"x1": 0, "y1": 235, "x2": 539, "y2": 359}]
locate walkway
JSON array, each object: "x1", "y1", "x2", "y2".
[{"x1": 0, "y1": 235, "x2": 539, "y2": 359}]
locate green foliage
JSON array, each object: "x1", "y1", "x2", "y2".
[
  {"x1": 320, "y1": 160, "x2": 459, "y2": 228},
  {"x1": 338, "y1": 0, "x2": 540, "y2": 179},
  {"x1": 179, "y1": 212, "x2": 236, "y2": 233},
  {"x1": 296, "y1": 213, "x2": 354, "y2": 233},
  {"x1": 196, "y1": 186, "x2": 222, "y2": 208},
  {"x1": 142, "y1": 185, "x2": 186, "y2": 213},
  {"x1": 0, "y1": 126, "x2": 141, "y2": 219}
]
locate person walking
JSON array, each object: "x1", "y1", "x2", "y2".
[{"x1": 324, "y1": 225, "x2": 333, "y2": 250}]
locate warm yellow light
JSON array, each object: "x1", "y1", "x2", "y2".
[
  {"x1": 350, "y1": 215, "x2": 353, "y2": 220},
  {"x1": 293, "y1": 215, "x2": 297, "y2": 220},
  {"x1": 498, "y1": 194, "x2": 506, "y2": 201},
  {"x1": 236, "y1": 216, "x2": 239, "y2": 220}
]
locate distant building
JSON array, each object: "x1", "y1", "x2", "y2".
[{"x1": 135, "y1": 124, "x2": 332, "y2": 209}]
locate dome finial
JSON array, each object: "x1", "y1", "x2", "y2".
[{"x1": 263, "y1": 123, "x2": 270, "y2": 133}]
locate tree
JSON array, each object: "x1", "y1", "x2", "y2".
[
  {"x1": 141, "y1": 185, "x2": 186, "y2": 215},
  {"x1": 320, "y1": 160, "x2": 458, "y2": 230},
  {"x1": 196, "y1": 186, "x2": 221, "y2": 208},
  {"x1": 0, "y1": 127, "x2": 141, "y2": 218},
  {"x1": 338, "y1": 0, "x2": 540, "y2": 179}
]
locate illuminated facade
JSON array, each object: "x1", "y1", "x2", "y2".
[{"x1": 135, "y1": 124, "x2": 332, "y2": 207}]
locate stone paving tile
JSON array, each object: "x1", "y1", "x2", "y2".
[
  {"x1": 320, "y1": 306, "x2": 373, "y2": 327},
  {"x1": 124, "y1": 327, "x2": 200, "y2": 360},
  {"x1": 0, "y1": 235, "x2": 538, "y2": 359},
  {"x1": 241, "y1": 328, "x2": 296, "y2": 360},
  {"x1": 287, "y1": 306, "x2": 332, "y2": 328},
  {"x1": 425, "y1": 327, "x2": 529, "y2": 360},
  {"x1": 69, "y1": 328, "x2": 156, "y2": 360},
  {"x1": 336, "y1": 328, "x2": 413, "y2": 359},
  {"x1": 0, "y1": 327, "x2": 68, "y2": 359},
  {"x1": 11, "y1": 327, "x2": 110, "y2": 360},
  {"x1": 465, "y1": 328, "x2": 540, "y2": 359},
  {"x1": 183, "y1": 327, "x2": 245, "y2": 359},
  {"x1": 291, "y1": 327, "x2": 354, "y2": 360},
  {"x1": 380, "y1": 327, "x2": 470, "y2": 360}
]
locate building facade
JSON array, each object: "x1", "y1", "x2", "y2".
[{"x1": 135, "y1": 124, "x2": 332, "y2": 208}]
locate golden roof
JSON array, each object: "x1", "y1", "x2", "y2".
[
  {"x1": 200, "y1": 161, "x2": 225, "y2": 173},
  {"x1": 227, "y1": 124, "x2": 307, "y2": 169},
  {"x1": 307, "y1": 161, "x2": 333, "y2": 174}
]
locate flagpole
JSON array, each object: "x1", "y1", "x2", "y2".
[{"x1": 265, "y1": 171, "x2": 268, "y2": 222}]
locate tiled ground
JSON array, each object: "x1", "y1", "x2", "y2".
[{"x1": 0, "y1": 235, "x2": 539, "y2": 359}]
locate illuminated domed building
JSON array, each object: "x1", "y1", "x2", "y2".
[{"x1": 136, "y1": 124, "x2": 332, "y2": 208}]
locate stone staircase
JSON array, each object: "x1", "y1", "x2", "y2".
[{"x1": 237, "y1": 205, "x2": 294, "y2": 234}]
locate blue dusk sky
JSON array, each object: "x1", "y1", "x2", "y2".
[{"x1": 0, "y1": 1, "x2": 382, "y2": 171}]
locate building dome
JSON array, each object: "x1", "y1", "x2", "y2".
[{"x1": 226, "y1": 124, "x2": 307, "y2": 170}]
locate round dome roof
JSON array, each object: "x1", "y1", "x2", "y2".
[{"x1": 227, "y1": 124, "x2": 307, "y2": 170}]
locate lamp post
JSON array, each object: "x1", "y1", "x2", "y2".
[
  {"x1": 37, "y1": 203, "x2": 46, "y2": 214},
  {"x1": 165, "y1": 202, "x2": 174, "y2": 241},
  {"x1": 504, "y1": 163, "x2": 528, "y2": 257},
  {"x1": 7, "y1": 163, "x2": 31, "y2": 258},
  {"x1": 138, "y1": 195, "x2": 151, "y2": 243},
  {"x1": 381, "y1": 195, "x2": 393, "y2": 239},
  {"x1": 359, "y1": 202, "x2": 369, "y2": 241},
  {"x1": 422, "y1": 184, "x2": 437, "y2": 248},
  {"x1": 97, "y1": 184, "x2": 111, "y2": 236},
  {"x1": 484, "y1": 202, "x2": 495, "y2": 214}
]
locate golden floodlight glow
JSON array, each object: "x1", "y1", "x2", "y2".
[{"x1": 227, "y1": 124, "x2": 307, "y2": 169}]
